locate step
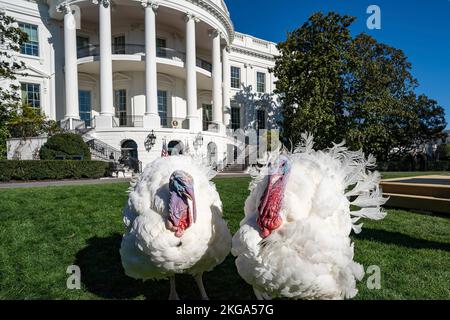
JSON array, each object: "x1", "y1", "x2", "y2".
[
  {"x1": 383, "y1": 193, "x2": 450, "y2": 214},
  {"x1": 381, "y1": 181, "x2": 450, "y2": 199}
]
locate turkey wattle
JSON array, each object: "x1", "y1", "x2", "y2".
[
  {"x1": 120, "y1": 156, "x2": 231, "y2": 299},
  {"x1": 232, "y1": 133, "x2": 388, "y2": 300}
]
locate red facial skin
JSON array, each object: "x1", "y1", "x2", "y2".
[
  {"x1": 167, "y1": 206, "x2": 192, "y2": 238},
  {"x1": 257, "y1": 174, "x2": 286, "y2": 238},
  {"x1": 167, "y1": 171, "x2": 196, "y2": 238}
]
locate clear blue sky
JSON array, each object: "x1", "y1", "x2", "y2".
[{"x1": 227, "y1": 0, "x2": 450, "y2": 129}]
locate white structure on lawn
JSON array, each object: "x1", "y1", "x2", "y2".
[{"x1": 2, "y1": 0, "x2": 280, "y2": 169}]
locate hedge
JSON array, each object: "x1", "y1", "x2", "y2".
[
  {"x1": 40, "y1": 133, "x2": 91, "y2": 160},
  {"x1": 0, "y1": 160, "x2": 109, "y2": 182},
  {"x1": 377, "y1": 160, "x2": 450, "y2": 172}
]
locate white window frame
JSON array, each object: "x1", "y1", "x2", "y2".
[
  {"x1": 17, "y1": 21, "x2": 40, "y2": 59},
  {"x1": 231, "y1": 66, "x2": 241, "y2": 89},
  {"x1": 256, "y1": 71, "x2": 266, "y2": 93}
]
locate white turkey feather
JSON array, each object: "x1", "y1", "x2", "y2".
[
  {"x1": 232, "y1": 134, "x2": 386, "y2": 300},
  {"x1": 120, "y1": 156, "x2": 231, "y2": 281}
]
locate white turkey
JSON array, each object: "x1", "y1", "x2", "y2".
[
  {"x1": 120, "y1": 156, "x2": 231, "y2": 299},
  {"x1": 232, "y1": 133, "x2": 388, "y2": 300}
]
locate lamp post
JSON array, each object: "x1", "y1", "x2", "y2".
[
  {"x1": 193, "y1": 132, "x2": 204, "y2": 152},
  {"x1": 145, "y1": 130, "x2": 157, "y2": 151}
]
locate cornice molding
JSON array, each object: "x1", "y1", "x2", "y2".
[
  {"x1": 230, "y1": 46, "x2": 276, "y2": 62},
  {"x1": 183, "y1": 0, "x2": 234, "y2": 43}
]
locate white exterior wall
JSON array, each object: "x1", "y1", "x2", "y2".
[
  {"x1": 7, "y1": 137, "x2": 48, "y2": 160},
  {"x1": 3, "y1": 0, "x2": 280, "y2": 168}
]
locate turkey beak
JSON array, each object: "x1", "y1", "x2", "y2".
[{"x1": 184, "y1": 186, "x2": 196, "y2": 223}]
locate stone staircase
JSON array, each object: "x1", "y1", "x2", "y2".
[
  {"x1": 58, "y1": 119, "x2": 141, "y2": 175},
  {"x1": 82, "y1": 134, "x2": 121, "y2": 162}
]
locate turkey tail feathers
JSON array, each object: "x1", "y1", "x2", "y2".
[{"x1": 294, "y1": 133, "x2": 388, "y2": 234}]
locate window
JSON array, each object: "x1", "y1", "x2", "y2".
[
  {"x1": 202, "y1": 104, "x2": 212, "y2": 131},
  {"x1": 78, "y1": 90, "x2": 92, "y2": 127},
  {"x1": 257, "y1": 72, "x2": 266, "y2": 93},
  {"x1": 257, "y1": 109, "x2": 266, "y2": 130},
  {"x1": 231, "y1": 106, "x2": 240, "y2": 130},
  {"x1": 76, "y1": 36, "x2": 89, "y2": 50},
  {"x1": 77, "y1": 36, "x2": 90, "y2": 58},
  {"x1": 113, "y1": 35, "x2": 125, "y2": 54},
  {"x1": 19, "y1": 23, "x2": 39, "y2": 56},
  {"x1": 156, "y1": 38, "x2": 167, "y2": 58},
  {"x1": 114, "y1": 89, "x2": 127, "y2": 126},
  {"x1": 231, "y1": 66, "x2": 241, "y2": 89},
  {"x1": 158, "y1": 90, "x2": 168, "y2": 127},
  {"x1": 21, "y1": 83, "x2": 40, "y2": 110}
]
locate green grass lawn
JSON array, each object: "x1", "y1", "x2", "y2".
[{"x1": 0, "y1": 177, "x2": 449, "y2": 300}]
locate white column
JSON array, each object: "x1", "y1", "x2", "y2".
[
  {"x1": 143, "y1": 0, "x2": 160, "y2": 128},
  {"x1": 185, "y1": 13, "x2": 200, "y2": 132},
  {"x1": 59, "y1": 4, "x2": 79, "y2": 121},
  {"x1": 211, "y1": 29, "x2": 223, "y2": 131},
  {"x1": 222, "y1": 46, "x2": 231, "y2": 129},
  {"x1": 96, "y1": 0, "x2": 114, "y2": 128}
]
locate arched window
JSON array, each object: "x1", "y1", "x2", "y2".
[
  {"x1": 168, "y1": 140, "x2": 184, "y2": 156},
  {"x1": 121, "y1": 140, "x2": 138, "y2": 159}
]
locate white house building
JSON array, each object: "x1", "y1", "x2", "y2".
[{"x1": 1, "y1": 0, "x2": 280, "y2": 169}]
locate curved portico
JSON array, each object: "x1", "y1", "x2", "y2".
[{"x1": 53, "y1": 0, "x2": 233, "y2": 132}]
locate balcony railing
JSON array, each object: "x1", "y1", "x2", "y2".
[
  {"x1": 77, "y1": 44, "x2": 212, "y2": 72},
  {"x1": 112, "y1": 115, "x2": 144, "y2": 128},
  {"x1": 160, "y1": 117, "x2": 186, "y2": 129}
]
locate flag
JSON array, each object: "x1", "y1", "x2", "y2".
[{"x1": 161, "y1": 139, "x2": 169, "y2": 157}]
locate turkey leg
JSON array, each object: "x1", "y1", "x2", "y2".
[
  {"x1": 168, "y1": 276, "x2": 180, "y2": 300},
  {"x1": 194, "y1": 273, "x2": 209, "y2": 300}
]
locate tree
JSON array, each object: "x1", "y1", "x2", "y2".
[
  {"x1": 0, "y1": 12, "x2": 27, "y2": 158},
  {"x1": 8, "y1": 104, "x2": 60, "y2": 139},
  {"x1": 274, "y1": 12, "x2": 354, "y2": 149},
  {"x1": 274, "y1": 12, "x2": 447, "y2": 161}
]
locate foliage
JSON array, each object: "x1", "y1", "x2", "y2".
[
  {"x1": 0, "y1": 160, "x2": 109, "y2": 181},
  {"x1": 437, "y1": 144, "x2": 450, "y2": 160},
  {"x1": 39, "y1": 133, "x2": 91, "y2": 160},
  {"x1": 377, "y1": 159, "x2": 450, "y2": 172},
  {"x1": 0, "y1": 178, "x2": 448, "y2": 299},
  {"x1": 274, "y1": 12, "x2": 447, "y2": 161},
  {"x1": 8, "y1": 104, "x2": 60, "y2": 139},
  {"x1": 0, "y1": 12, "x2": 27, "y2": 158}
]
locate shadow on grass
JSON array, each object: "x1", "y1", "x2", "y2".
[
  {"x1": 355, "y1": 228, "x2": 450, "y2": 252},
  {"x1": 74, "y1": 234, "x2": 254, "y2": 300}
]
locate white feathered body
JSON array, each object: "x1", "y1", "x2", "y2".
[
  {"x1": 120, "y1": 156, "x2": 231, "y2": 280},
  {"x1": 232, "y1": 136, "x2": 387, "y2": 299}
]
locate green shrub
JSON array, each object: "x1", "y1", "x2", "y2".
[
  {"x1": 437, "y1": 144, "x2": 450, "y2": 160},
  {"x1": 39, "y1": 133, "x2": 91, "y2": 160},
  {"x1": 377, "y1": 160, "x2": 450, "y2": 172},
  {"x1": 0, "y1": 160, "x2": 109, "y2": 181}
]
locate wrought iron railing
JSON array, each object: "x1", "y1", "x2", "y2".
[
  {"x1": 77, "y1": 44, "x2": 212, "y2": 72},
  {"x1": 85, "y1": 137, "x2": 122, "y2": 162},
  {"x1": 112, "y1": 115, "x2": 144, "y2": 128},
  {"x1": 58, "y1": 118, "x2": 87, "y2": 132}
]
